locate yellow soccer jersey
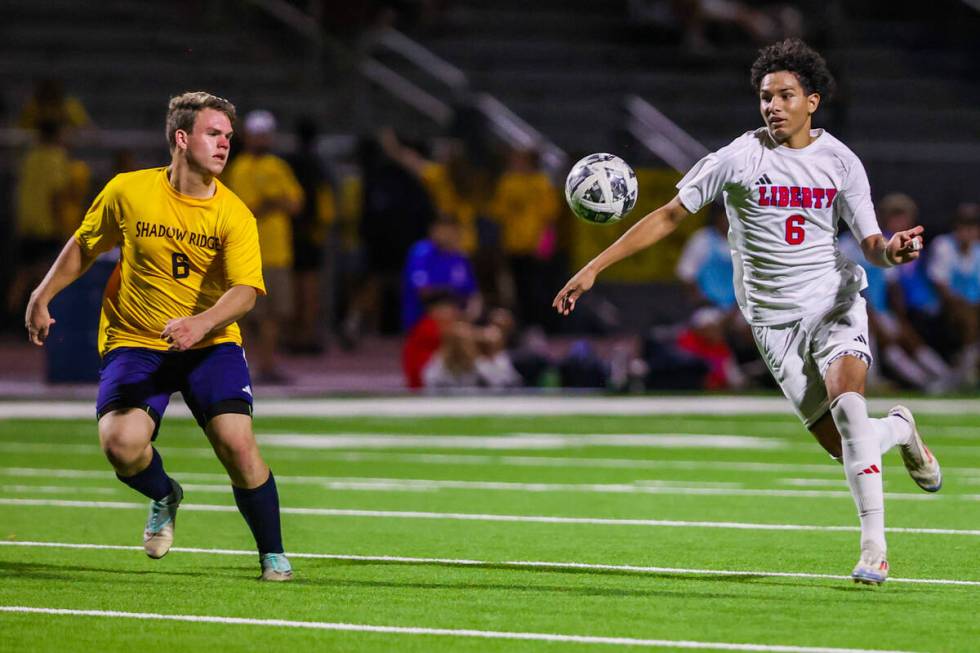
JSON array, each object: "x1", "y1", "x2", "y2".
[
  {"x1": 74, "y1": 167, "x2": 266, "y2": 355},
  {"x1": 223, "y1": 153, "x2": 303, "y2": 269}
]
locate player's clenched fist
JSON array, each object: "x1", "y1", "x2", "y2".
[{"x1": 161, "y1": 316, "x2": 208, "y2": 351}]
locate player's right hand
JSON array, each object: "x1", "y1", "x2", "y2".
[
  {"x1": 552, "y1": 266, "x2": 597, "y2": 316},
  {"x1": 25, "y1": 298, "x2": 55, "y2": 346}
]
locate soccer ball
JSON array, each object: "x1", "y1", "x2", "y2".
[{"x1": 564, "y1": 153, "x2": 638, "y2": 224}]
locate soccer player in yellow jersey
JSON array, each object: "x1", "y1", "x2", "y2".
[{"x1": 24, "y1": 91, "x2": 292, "y2": 581}]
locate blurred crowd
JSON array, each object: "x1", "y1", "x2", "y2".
[{"x1": 5, "y1": 78, "x2": 980, "y2": 393}]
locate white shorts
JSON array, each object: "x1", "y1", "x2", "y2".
[{"x1": 751, "y1": 295, "x2": 873, "y2": 428}]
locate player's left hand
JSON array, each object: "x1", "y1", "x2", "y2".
[
  {"x1": 161, "y1": 316, "x2": 208, "y2": 351},
  {"x1": 886, "y1": 225, "x2": 925, "y2": 265}
]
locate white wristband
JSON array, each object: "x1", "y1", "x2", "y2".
[{"x1": 882, "y1": 248, "x2": 896, "y2": 268}]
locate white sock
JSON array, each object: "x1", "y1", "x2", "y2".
[{"x1": 830, "y1": 392, "x2": 886, "y2": 553}]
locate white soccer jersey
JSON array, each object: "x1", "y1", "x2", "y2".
[{"x1": 676, "y1": 127, "x2": 882, "y2": 326}]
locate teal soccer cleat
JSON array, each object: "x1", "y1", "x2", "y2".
[
  {"x1": 143, "y1": 479, "x2": 183, "y2": 559},
  {"x1": 260, "y1": 552, "x2": 293, "y2": 582}
]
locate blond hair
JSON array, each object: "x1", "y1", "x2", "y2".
[{"x1": 165, "y1": 91, "x2": 236, "y2": 150}]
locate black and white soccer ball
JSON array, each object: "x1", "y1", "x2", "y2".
[{"x1": 564, "y1": 153, "x2": 638, "y2": 225}]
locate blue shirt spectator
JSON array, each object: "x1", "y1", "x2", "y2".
[
  {"x1": 676, "y1": 209, "x2": 735, "y2": 310},
  {"x1": 896, "y1": 258, "x2": 941, "y2": 315},
  {"x1": 402, "y1": 217, "x2": 479, "y2": 331},
  {"x1": 928, "y1": 228, "x2": 980, "y2": 304}
]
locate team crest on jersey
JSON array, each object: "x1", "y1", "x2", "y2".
[{"x1": 756, "y1": 181, "x2": 838, "y2": 209}]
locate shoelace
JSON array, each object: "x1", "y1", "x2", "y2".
[{"x1": 146, "y1": 498, "x2": 174, "y2": 533}]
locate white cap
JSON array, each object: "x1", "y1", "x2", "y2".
[{"x1": 243, "y1": 110, "x2": 277, "y2": 135}]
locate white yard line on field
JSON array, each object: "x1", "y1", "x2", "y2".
[
  {"x1": 4, "y1": 396, "x2": 980, "y2": 418},
  {"x1": 3, "y1": 439, "x2": 977, "y2": 476},
  {"x1": 0, "y1": 484, "x2": 117, "y2": 496},
  {"x1": 255, "y1": 451, "x2": 980, "y2": 477},
  {"x1": 2, "y1": 540, "x2": 978, "y2": 588},
  {"x1": 0, "y1": 442, "x2": 217, "y2": 458},
  {"x1": 0, "y1": 467, "x2": 962, "y2": 502},
  {"x1": 778, "y1": 479, "x2": 849, "y2": 488},
  {"x1": 1, "y1": 498, "x2": 978, "y2": 536},
  {"x1": 257, "y1": 433, "x2": 789, "y2": 450},
  {"x1": 0, "y1": 606, "x2": 923, "y2": 652}
]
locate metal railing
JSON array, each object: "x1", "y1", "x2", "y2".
[
  {"x1": 624, "y1": 95, "x2": 708, "y2": 173},
  {"x1": 368, "y1": 27, "x2": 567, "y2": 172},
  {"x1": 246, "y1": 0, "x2": 566, "y2": 171}
]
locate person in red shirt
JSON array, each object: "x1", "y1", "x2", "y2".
[
  {"x1": 402, "y1": 291, "x2": 461, "y2": 389},
  {"x1": 676, "y1": 307, "x2": 746, "y2": 390}
]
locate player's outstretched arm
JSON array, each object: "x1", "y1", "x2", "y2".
[
  {"x1": 861, "y1": 226, "x2": 924, "y2": 268},
  {"x1": 161, "y1": 285, "x2": 258, "y2": 351},
  {"x1": 553, "y1": 196, "x2": 690, "y2": 315},
  {"x1": 25, "y1": 238, "x2": 97, "y2": 345}
]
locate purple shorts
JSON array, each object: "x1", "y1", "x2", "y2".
[{"x1": 96, "y1": 344, "x2": 253, "y2": 437}]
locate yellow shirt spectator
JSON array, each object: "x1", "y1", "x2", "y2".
[
  {"x1": 16, "y1": 143, "x2": 70, "y2": 240},
  {"x1": 19, "y1": 95, "x2": 91, "y2": 131},
  {"x1": 59, "y1": 160, "x2": 92, "y2": 239},
  {"x1": 419, "y1": 162, "x2": 479, "y2": 253},
  {"x1": 490, "y1": 170, "x2": 560, "y2": 256},
  {"x1": 224, "y1": 153, "x2": 304, "y2": 269},
  {"x1": 74, "y1": 168, "x2": 266, "y2": 355}
]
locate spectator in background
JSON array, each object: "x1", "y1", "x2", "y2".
[
  {"x1": 676, "y1": 203, "x2": 735, "y2": 312},
  {"x1": 402, "y1": 215, "x2": 481, "y2": 332},
  {"x1": 675, "y1": 307, "x2": 746, "y2": 390},
  {"x1": 490, "y1": 147, "x2": 560, "y2": 330},
  {"x1": 422, "y1": 320, "x2": 521, "y2": 390},
  {"x1": 840, "y1": 209, "x2": 951, "y2": 392},
  {"x1": 19, "y1": 78, "x2": 91, "y2": 132},
  {"x1": 881, "y1": 195, "x2": 947, "y2": 358},
  {"x1": 224, "y1": 110, "x2": 304, "y2": 383},
  {"x1": 927, "y1": 202, "x2": 980, "y2": 384},
  {"x1": 342, "y1": 132, "x2": 436, "y2": 344},
  {"x1": 675, "y1": 203, "x2": 759, "y2": 370},
  {"x1": 8, "y1": 120, "x2": 70, "y2": 315},
  {"x1": 61, "y1": 159, "x2": 93, "y2": 238},
  {"x1": 403, "y1": 291, "x2": 458, "y2": 389},
  {"x1": 377, "y1": 130, "x2": 507, "y2": 308},
  {"x1": 286, "y1": 118, "x2": 337, "y2": 354}
]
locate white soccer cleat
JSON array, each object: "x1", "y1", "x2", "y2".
[
  {"x1": 851, "y1": 544, "x2": 889, "y2": 586},
  {"x1": 143, "y1": 480, "x2": 183, "y2": 559},
  {"x1": 889, "y1": 405, "x2": 942, "y2": 492}
]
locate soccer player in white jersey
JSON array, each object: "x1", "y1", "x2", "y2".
[{"x1": 553, "y1": 39, "x2": 941, "y2": 585}]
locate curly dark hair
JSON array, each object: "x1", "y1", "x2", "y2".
[{"x1": 750, "y1": 38, "x2": 836, "y2": 100}]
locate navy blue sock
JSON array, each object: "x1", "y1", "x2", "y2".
[
  {"x1": 116, "y1": 447, "x2": 173, "y2": 501},
  {"x1": 233, "y1": 471, "x2": 284, "y2": 555}
]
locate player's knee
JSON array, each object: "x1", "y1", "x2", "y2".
[
  {"x1": 229, "y1": 439, "x2": 263, "y2": 471},
  {"x1": 98, "y1": 423, "x2": 151, "y2": 468},
  {"x1": 100, "y1": 432, "x2": 144, "y2": 467}
]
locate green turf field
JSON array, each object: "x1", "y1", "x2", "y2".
[{"x1": 1, "y1": 404, "x2": 978, "y2": 652}]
